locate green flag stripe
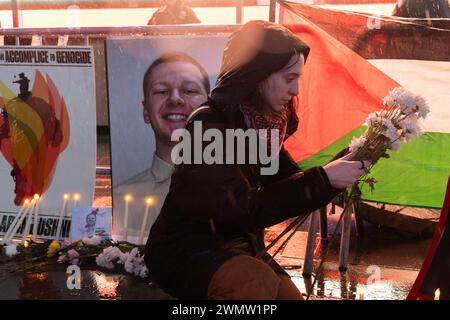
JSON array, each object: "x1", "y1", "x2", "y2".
[{"x1": 298, "y1": 128, "x2": 450, "y2": 209}]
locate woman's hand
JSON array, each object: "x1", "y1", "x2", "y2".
[{"x1": 322, "y1": 152, "x2": 371, "y2": 189}]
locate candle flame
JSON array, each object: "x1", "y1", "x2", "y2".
[
  {"x1": 435, "y1": 288, "x2": 440, "y2": 300},
  {"x1": 23, "y1": 240, "x2": 29, "y2": 248},
  {"x1": 146, "y1": 197, "x2": 155, "y2": 206},
  {"x1": 125, "y1": 194, "x2": 132, "y2": 202},
  {"x1": 63, "y1": 193, "x2": 69, "y2": 200},
  {"x1": 24, "y1": 198, "x2": 30, "y2": 205},
  {"x1": 357, "y1": 289, "x2": 365, "y2": 300},
  {"x1": 33, "y1": 194, "x2": 40, "y2": 200},
  {"x1": 74, "y1": 193, "x2": 80, "y2": 201}
]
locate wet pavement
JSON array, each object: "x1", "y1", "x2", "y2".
[
  {"x1": 0, "y1": 132, "x2": 436, "y2": 300},
  {"x1": 0, "y1": 264, "x2": 172, "y2": 300},
  {"x1": 265, "y1": 210, "x2": 432, "y2": 300}
]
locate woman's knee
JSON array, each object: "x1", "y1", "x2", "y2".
[
  {"x1": 207, "y1": 255, "x2": 280, "y2": 300},
  {"x1": 276, "y1": 275, "x2": 304, "y2": 300}
]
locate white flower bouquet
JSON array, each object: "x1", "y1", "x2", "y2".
[{"x1": 347, "y1": 86, "x2": 429, "y2": 192}]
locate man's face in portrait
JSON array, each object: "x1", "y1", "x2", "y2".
[{"x1": 143, "y1": 61, "x2": 208, "y2": 144}]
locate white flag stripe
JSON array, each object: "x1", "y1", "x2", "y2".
[{"x1": 369, "y1": 59, "x2": 450, "y2": 134}]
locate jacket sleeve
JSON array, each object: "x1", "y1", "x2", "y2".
[{"x1": 169, "y1": 109, "x2": 339, "y2": 231}]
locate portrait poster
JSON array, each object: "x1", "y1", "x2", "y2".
[{"x1": 106, "y1": 34, "x2": 228, "y2": 241}]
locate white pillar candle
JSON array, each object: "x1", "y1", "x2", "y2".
[
  {"x1": 123, "y1": 194, "x2": 132, "y2": 242},
  {"x1": 358, "y1": 290, "x2": 365, "y2": 300},
  {"x1": 2, "y1": 199, "x2": 29, "y2": 244},
  {"x1": 32, "y1": 194, "x2": 40, "y2": 241},
  {"x1": 138, "y1": 196, "x2": 155, "y2": 245},
  {"x1": 55, "y1": 193, "x2": 69, "y2": 241},
  {"x1": 73, "y1": 193, "x2": 81, "y2": 208},
  {"x1": 21, "y1": 200, "x2": 36, "y2": 243},
  {"x1": 5, "y1": 199, "x2": 33, "y2": 244}
]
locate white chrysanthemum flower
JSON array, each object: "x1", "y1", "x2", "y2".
[
  {"x1": 365, "y1": 110, "x2": 391, "y2": 126},
  {"x1": 96, "y1": 246, "x2": 128, "y2": 269},
  {"x1": 381, "y1": 124, "x2": 400, "y2": 144},
  {"x1": 124, "y1": 248, "x2": 148, "y2": 278},
  {"x1": 349, "y1": 136, "x2": 367, "y2": 152},
  {"x1": 399, "y1": 114, "x2": 423, "y2": 136},
  {"x1": 415, "y1": 95, "x2": 430, "y2": 119},
  {"x1": 383, "y1": 87, "x2": 430, "y2": 119},
  {"x1": 386, "y1": 87, "x2": 417, "y2": 110},
  {"x1": 383, "y1": 95, "x2": 396, "y2": 108},
  {"x1": 5, "y1": 244, "x2": 18, "y2": 257},
  {"x1": 364, "y1": 112, "x2": 380, "y2": 126}
]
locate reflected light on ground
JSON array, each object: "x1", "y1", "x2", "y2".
[
  {"x1": 92, "y1": 273, "x2": 119, "y2": 300},
  {"x1": 289, "y1": 269, "x2": 412, "y2": 300}
]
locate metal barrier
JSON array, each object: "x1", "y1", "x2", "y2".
[
  {"x1": 0, "y1": 0, "x2": 261, "y2": 27},
  {"x1": 0, "y1": 0, "x2": 258, "y2": 10}
]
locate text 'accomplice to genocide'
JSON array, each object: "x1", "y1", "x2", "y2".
[{"x1": 0, "y1": 48, "x2": 93, "y2": 66}]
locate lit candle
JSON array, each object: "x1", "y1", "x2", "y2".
[
  {"x1": 138, "y1": 196, "x2": 154, "y2": 245},
  {"x1": 123, "y1": 194, "x2": 132, "y2": 242},
  {"x1": 21, "y1": 199, "x2": 36, "y2": 243},
  {"x1": 55, "y1": 193, "x2": 69, "y2": 241},
  {"x1": 5, "y1": 199, "x2": 33, "y2": 244},
  {"x1": 2, "y1": 199, "x2": 29, "y2": 244},
  {"x1": 434, "y1": 288, "x2": 440, "y2": 300},
  {"x1": 358, "y1": 290, "x2": 365, "y2": 300},
  {"x1": 32, "y1": 194, "x2": 40, "y2": 241},
  {"x1": 73, "y1": 193, "x2": 80, "y2": 208}
]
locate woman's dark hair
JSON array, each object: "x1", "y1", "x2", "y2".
[
  {"x1": 143, "y1": 52, "x2": 210, "y2": 100},
  {"x1": 211, "y1": 21, "x2": 310, "y2": 137}
]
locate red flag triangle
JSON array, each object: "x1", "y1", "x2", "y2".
[{"x1": 281, "y1": 7, "x2": 399, "y2": 162}]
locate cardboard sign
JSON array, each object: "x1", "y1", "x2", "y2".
[{"x1": 0, "y1": 46, "x2": 96, "y2": 241}]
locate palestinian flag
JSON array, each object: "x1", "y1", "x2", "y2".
[{"x1": 279, "y1": 1, "x2": 450, "y2": 209}]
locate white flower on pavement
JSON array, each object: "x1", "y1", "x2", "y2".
[
  {"x1": 5, "y1": 244, "x2": 18, "y2": 257},
  {"x1": 96, "y1": 246, "x2": 128, "y2": 269},
  {"x1": 124, "y1": 248, "x2": 148, "y2": 278}
]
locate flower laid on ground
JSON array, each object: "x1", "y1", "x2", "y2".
[
  {"x1": 124, "y1": 248, "x2": 148, "y2": 278},
  {"x1": 47, "y1": 241, "x2": 61, "y2": 257},
  {"x1": 60, "y1": 239, "x2": 72, "y2": 249},
  {"x1": 5, "y1": 244, "x2": 18, "y2": 257},
  {"x1": 96, "y1": 246, "x2": 128, "y2": 269},
  {"x1": 1, "y1": 237, "x2": 148, "y2": 281},
  {"x1": 67, "y1": 249, "x2": 80, "y2": 265}
]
